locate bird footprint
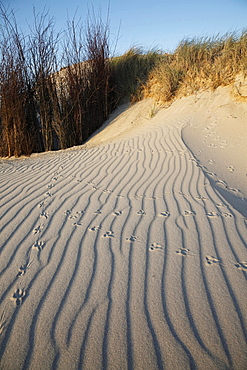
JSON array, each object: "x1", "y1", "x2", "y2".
[
  {"x1": 40, "y1": 211, "x2": 49, "y2": 219},
  {"x1": 32, "y1": 240, "x2": 45, "y2": 251},
  {"x1": 89, "y1": 226, "x2": 101, "y2": 231},
  {"x1": 205, "y1": 256, "x2": 221, "y2": 265},
  {"x1": 160, "y1": 211, "x2": 170, "y2": 217},
  {"x1": 149, "y1": 243, "x2": 163, "y2": 251},
  {"x1": 17, "y1": 261, "x2": 32, "y2": 277},
  {"x1": 103, "y1": 231, "x2": 114, "y2": 238},
  {"x1": 113, "y1": 211, "x2": 122, "y2": 216},
  {"x1": 184, "y1": 210, "x2": 196, "y2": 216},
  {"x1": 235, "y1": 261, "x2": 247, "y2": 271},
  {"x1": 11, "y1": 289, "x2": 26, "y2": 306},
  {"x1": 126, "y1": 236, "x2": 137, "y2": 242},
  {"x1": 176, "y1": 248, "x2": 190, "y2": 256},
  {"x1": 33, "y1": 225, "x2": 44, "y2": 235},
  {"x1": 206, "y1": 212, "x2": 219, "y2": 218}
]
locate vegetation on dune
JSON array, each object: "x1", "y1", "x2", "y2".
[
  {"x1": 110, "y1": 47, "x2": 162, "y2": 103},
  {"x1": 143, "y1": 32, "x2": 247, "y2": 101},
  {"x1": 0, "y1": 6, "x2": 112, "y2": 157},
  {"x1": 0, "y1": 3, "x2": 246, "y2": 157},
  {"x1": 110, "y1": 31, "x2": 247, "y2": 103}
]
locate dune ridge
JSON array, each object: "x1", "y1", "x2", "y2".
[{"x1": 0, "y1": 87, "x2": 247, "y2": 369}]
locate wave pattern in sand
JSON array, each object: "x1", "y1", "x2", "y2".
[{"x1": 0, "y1": 117, "x2": 247, "y2": 369}]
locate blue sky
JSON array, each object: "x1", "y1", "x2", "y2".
[{"x1": 1, "y1": 0, "x2": 247, "y2": 55}]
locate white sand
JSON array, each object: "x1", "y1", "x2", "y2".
[{"x1": 0, "y1": 86, "x2": 247, "y2": 369}]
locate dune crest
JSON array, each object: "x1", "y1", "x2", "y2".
[{"x1": 0, "y1": 87, "x2": 247, "y2": 369}]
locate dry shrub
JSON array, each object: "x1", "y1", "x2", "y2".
[
  {"x1": 0, "y1": 5, "x2": 112, "y2": 156},
  {"x1": 0, "y1": 6, "x2": 41, "y2": 157},
  {"x1": 60, "y1": 12, "x2": 111, "y2": 145}
]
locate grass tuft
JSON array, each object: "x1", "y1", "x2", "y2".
[
  {"x1": 143, "y1": 31, "x2": 247, "y2": 102},
  {"x1": 109, "y1": 47, "x2": 162, "y2": 104}
]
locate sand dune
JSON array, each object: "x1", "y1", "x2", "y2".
[{"x1": 0, "y1": 87, "x2": 247, "y2": 369}]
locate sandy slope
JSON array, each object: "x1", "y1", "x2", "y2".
[{"x1": 0, "y1": 87, "x2": 247, "y2": 369}]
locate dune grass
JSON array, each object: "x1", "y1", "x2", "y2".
[
  {"x1": 143, "y1": 31, "x2": 247, "y2": 102},
  {"x1": 109, "y1": 47, "x2": 163, "y2": 104}
]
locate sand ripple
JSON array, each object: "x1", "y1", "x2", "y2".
[{"x1": 0, "y1": 101, "x2": 247, "y2": 369}]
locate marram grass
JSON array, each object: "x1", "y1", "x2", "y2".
[{"x1": 143, "y1": 31, "x2": 247, "y2": 102}]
